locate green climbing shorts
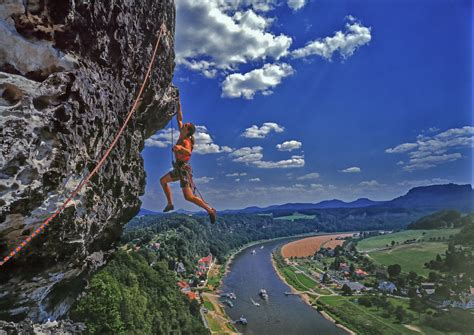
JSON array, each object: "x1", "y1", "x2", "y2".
[{"x1": 169, "y1": 161, "x2": 193, "y2": 188}]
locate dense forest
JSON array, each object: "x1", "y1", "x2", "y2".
[{"x1": 70, "y1": 251, "x2": 207, "y2": 335}]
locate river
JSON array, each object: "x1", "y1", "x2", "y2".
[{"x1": 221, "y1": 238, "x2": 347, "y2": 335}]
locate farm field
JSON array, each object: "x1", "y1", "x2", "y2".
[
  {"x1": 357, "y1": 229, "x2": 459, "y2": 252},
  {"x1": 274, "y1": 212, "x2": 316, "y2": 221},
  {"x1": 369, "y1": 242, "x2": 448, "y2": 276},
  {"x1": 281, "y1": 233, "x2": 353, "y2": 258}
]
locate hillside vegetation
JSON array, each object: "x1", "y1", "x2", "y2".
[
  {"x1": 407, "y1": 210, "x2": 472, "y2": 230},
  {"x1": 71, "y1": 251, "x2": 207, "y2": 335}
]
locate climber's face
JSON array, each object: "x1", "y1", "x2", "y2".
[
  {"x1": 180, "y1": 123, "x2": 196, "y2": 138},
  {"x1": 180, "y1": 123, "x2": 191, "y2": 136}
]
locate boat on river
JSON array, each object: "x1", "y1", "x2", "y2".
[
  {"x1": 238, "y1": 316, "x2": 248, "y2": 325},
  {"x1": 259, "y1": 288, "x2": 269, "y2": 299}
]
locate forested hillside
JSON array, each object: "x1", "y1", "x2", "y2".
[
  {"x1": 407, "y1": 210, "x2": 473, "y2": 229},
  {"x1": 71, "y1": 251, "x2": 207, "y2": 335}
]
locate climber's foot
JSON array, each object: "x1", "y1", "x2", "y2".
[
  {"x1": 163, "y1": 204, "x2": 174, "y2": 213},
  {"x1": 208, "y1": 208, "x2": 217, "y2": 224}
]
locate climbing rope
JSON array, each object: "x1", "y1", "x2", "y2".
[{"x1": 0, "y1": 24, "x2": 168, "y2": 267}]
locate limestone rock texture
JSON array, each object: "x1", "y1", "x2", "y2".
[{"x1": 0, "y1": 0, "x2": 177, "y2": 324}]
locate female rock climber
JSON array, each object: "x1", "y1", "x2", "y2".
[{"x1": 159, "y1": 99, "x2": 217, "y2": 224}]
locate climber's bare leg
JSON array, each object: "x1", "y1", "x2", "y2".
[
  {"x1": 182, "y1": 187, "x2": 212, "y2": 213},
  {"x1": 160, "y1": 173, "x2": 175, "y2": 207}
]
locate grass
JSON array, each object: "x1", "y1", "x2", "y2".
[
  {"x1": 207, "y1": 264, "x2": 225, "y2": 290},
  {"x1": 317, "y1": 295, "x2": 459, "y2": 335},
  {"x1": 369, "y1": 242, "x2": 448, "y2": 276},
  {"x1": 206, "y1": 315, "x2": 223, "y2": 332},
  {"x1": 203, "y1": 300, "x2": 215, "y2": 311},
  {"x1": 317, "y1": 296, "x2": 419, "y2": 335},
  {"x1": 274, "y1": 212, "x2": 316, "y2": 221},
  {"x1": 280, "y1": 266, "x2": 317, "y2": 291},
  {"x1": 357, "y1": 229, "x2": 459, "y2": 252}
]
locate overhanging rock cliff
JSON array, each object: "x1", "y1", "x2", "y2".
[{"x1": 0, "y1": 0, "x2": 177, "y2": 322}]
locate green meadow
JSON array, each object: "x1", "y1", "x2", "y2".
[{"x1": 357, "y1": 229, "x2": 458, "y2": 252}]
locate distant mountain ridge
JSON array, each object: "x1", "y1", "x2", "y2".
[
  {"x1": 139, "y1": 183, "x2": 473, "y2": 215},
  {"x1": 233, "y1": 197, "x2": 385, "y2": 213},
  {"x1": 381, "y1": 183, "x2": 473, "y2": 211}
]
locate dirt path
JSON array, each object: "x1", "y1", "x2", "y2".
[{"x1": 405, "y1": 325, "x2": 423, "y2": 333}]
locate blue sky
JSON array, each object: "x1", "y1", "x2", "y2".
[{"x1": 141, "y1": 0, "x2": 473, "y2": 211}]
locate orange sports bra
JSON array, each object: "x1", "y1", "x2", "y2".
[{"x1": 175, "y1": 137, "x2": 193, "y2": 162}]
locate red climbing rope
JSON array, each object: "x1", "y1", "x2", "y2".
[{"x1": 0, "y1": 24, "x2": 168, "y2": 267}]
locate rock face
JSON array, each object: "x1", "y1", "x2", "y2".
[{"x1": 0, "y1": 0, "x2": 177, "y2": 323}]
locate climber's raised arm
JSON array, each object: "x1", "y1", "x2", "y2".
[{"x1": 176, "y1": 99, "x2": 184, "y2": 129}]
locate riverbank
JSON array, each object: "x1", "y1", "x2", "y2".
[{"x1": 271, "y1": 243, "x2": 356, "y2": 335}]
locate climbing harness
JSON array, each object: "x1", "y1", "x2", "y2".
[{"x1": 0, "y1": 24, "x2": 168, "y2": 267}]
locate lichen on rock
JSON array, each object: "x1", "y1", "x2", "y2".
[{"x1": 0, "y1": 0, "x2": 177, "y2": 324}]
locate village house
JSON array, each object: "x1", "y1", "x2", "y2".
[
  {"x1": 198, "y1": 254, "x2": 213, "y2": 272},
  {"x1": 317, "y1": 247, "x2": 335, "y2": 257},
  {"x1": 421, "y1": 282, "x2": 436, "y2": 295},
  {"x1": 177, "y1": 281, "x2": 191, "y2": 294},
  {"x1": 442, "y1": 287, "x2": 474, "y2": 309},
  {"x1": 340, "y1": 280, "x2": 367, "y2": 293},
  {"x1": 176, "y1": 261, "x2": 186, "y2": 274},
  {"x1": 378, "y1": 281, "x2": 397, "y2": 294},
  {"x1": 355, "y1": 269, "x2": 369, "y2": 278},
  {"x1": 339, "y1": 262, "x2": 350, "y2": 272}
]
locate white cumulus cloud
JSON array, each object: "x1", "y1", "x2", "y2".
[
  {"x1": 221, "y1": 63, "x2": 294, "y2": 99},
  {"x1": 292, "y1": 19, "x2": 371, "y2": 60},
  {"x1": 226, "y1": 172, "x2": 248, "y2": 177},
  {"x1": 287, "y1": 0, "x2": 307, "y2": 11},
  {"x1": 230, "y1": 146, "x2": 305, "y2": 169},
  {"x1": 252, "y1": 155, "x2": 305, "y2": 169},
  {"x1": 229, "y1": 146, "x2": 264, "y2": 162},
  {"x1": 385, "y1": 126, "x2": 473, "y2": 171},
  {"x1": 242, "y1": 122, "x2": 285, "y2": 138},
  {"x1": 194, "y1": 176, "x2": 214, "y2": 184},
  {"x1": 297, "y1": 172, "x2": 320, "y2": 180},
  {"x1": 176, "y1": 1, "x2": 292, "y2": 75},
  {"x1": 310, "y1": 183, "x2": 324, "y2": 190},
  {"x1": 358, "y1": 180, "x2": 381, "y2": 188},
  {"x1": 249, "y1": 177, "x2": 261, "y2": 182},
  {"x1": 276, "y1": 140, "x2": 302, "y2": 151},
  {"x1": 340, "y1": 166, "x2": 361, "y2": 173}
]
